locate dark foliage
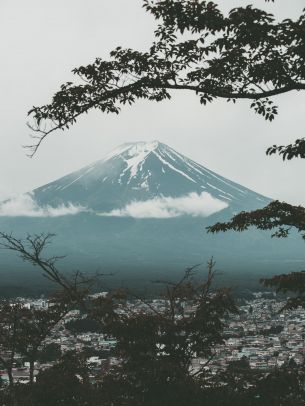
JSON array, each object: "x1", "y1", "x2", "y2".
[
  {"x1": 267, "y1": 137, "x2": 305, "y2": 161},
  {"x1": 16, "y1": 352, "x2": 96, "y2": 406},
  {"x1": 90, "y1": 262, "x2": 237, "y2": 405},
  {"x1": 207, "y1": 198, "x2": 305, "y2": 309},
  {"x1": 66, "y1": 317, "x2": 101, "y2": 334},
  {"x1": 207, "y1": 200, "x2": 305, "y2": 240},
  {"x1": 37, "y1": 343, "x2": 61, "y2": 363},
  {"x1": 0, "y1": 298, "x2": 69, "y2": 387}
]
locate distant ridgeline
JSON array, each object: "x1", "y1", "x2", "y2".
[{"x1": 0, "y1": 141, "x2": 304, "y2": 295}]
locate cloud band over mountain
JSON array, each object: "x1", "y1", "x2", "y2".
[
  {"x1": 0, "y1": 193, "x2": 86, "y2": 217},
  {"x1": 0, "y1": 192, "x2": 228, "y2": 219},
  {"x1": 98, "y1": 192, "x2": 228, "y2": 219}
]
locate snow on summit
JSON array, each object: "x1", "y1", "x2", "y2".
[
  {"x1": 112, "y1": 141, "x2": 160, "y2": 183},
  {"x1": 103, "y1": 141, "x2": 159, "y2": 163}
]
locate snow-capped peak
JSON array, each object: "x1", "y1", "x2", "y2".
[
  {"x1": 102, "y1": 141, "x2": 161, "y2": 183},
  {"x1": 102, "y1": 141, "x2": 160, "y2": 164}
]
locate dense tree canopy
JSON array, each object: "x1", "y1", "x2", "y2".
[{"x1": 27, "y1": 0, "x2": 305, "y2": 157}]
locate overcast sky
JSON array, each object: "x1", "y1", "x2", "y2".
[{"x1": 0, "y1": 0, "x2": 304, "y2": 205}]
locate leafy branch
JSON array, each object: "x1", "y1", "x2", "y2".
[{"x1": 26, "y1": 1, "x2": 305, "y2": 156}]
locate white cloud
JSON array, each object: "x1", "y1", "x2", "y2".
[
  {"x1": 98, "y1": 192, "x2": 228, "y2": 219},
  {"x1": 0, "y1": 193, "x2": 87, "y2": 217}
]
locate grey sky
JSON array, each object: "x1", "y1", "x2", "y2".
[{"x1": 0, "y1": 0, "x2": 304, "y2": 204}]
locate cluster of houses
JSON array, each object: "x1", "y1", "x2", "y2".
[
  {"x1": 202, "y1": 293, "x2": 305, "y2": 373},
  {"x1": 1, "y1": 292, "x2": 305, "y2": 384}
]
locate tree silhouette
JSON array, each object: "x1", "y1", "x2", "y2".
[
  {"x1": 207, "y1": 200, "x2": 305, "y2": 308},
  {"x1": 83, "y1": 260, "x2": 238, "y2": 406},
  {"x1": 0, "y1": 298, "x2": 70, "y2": 405},
  {"x1": 18, "y1": 352, "x2": 96, "y2": 406},
  {"x1": 27, "y1": 0, "x2": 305, "y2": 156}
]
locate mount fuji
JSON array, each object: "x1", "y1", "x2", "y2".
[
  {"x1": 0, "y1": 141, "x2": 304, "y2": 294},
  {"x1": 32, "y1": 141, "x2": 269, "y2": 214}
]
